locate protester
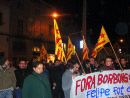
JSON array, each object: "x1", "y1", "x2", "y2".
[
  {"x1": 22, "y1": 61, "x2": 52, "y2": 98},
  {"x1": 73, "y1": 63, "x2": 80, "y2": 76},
  {"x1": 113, "y1": 58, "x2": 120, "y2": 70},
  {"x1": 86, "y1": 57, "x2": 99, "y2": 73},
  {"x1": 62, "y1": 61, "x2": 67, "y2": 72},
  {"x1": 42, "y1": 61, "x2": 50, "y2": 80},
  {"x1": 26, "y1": 57, "x2": 37, "y2": 75},
  {"x1": 104, "y1": 56, "x2": 115, "y2": 71},
  {"x1": 80, "y1": 59, "x2": 90, "y2": 74},
  {"x1": 99, "y1": 59, "x2": 105, "y2": 72},
  {"x1": 62, "y1": 63, "x2": 76, "y2": 98},
  {"x1": 94, "y1": 60, "x2": 100, "y2": 70},
  {"x1": 120, "y1": 57, "x2": 129, "y2": 69},
  {"x1": 14, "y1": 60, "x2": 27, "y2": 98},
  {"x1": 25, "y1": 60, "x2": 30, "y2": 69},
  {"x1": 0, "y1": 57, "x2": 16, "y2": 98},
  {"x1": 42, "y1": 60, "x2": 47, "y2": 66},
  {"x1": 46, "y1": 60, "x2": 53, "y2": 74},
  {"x1": 51, "y1": 59, "x2": 64, "y2": 98}
]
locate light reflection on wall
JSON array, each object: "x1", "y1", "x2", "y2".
[
  {"x1": 32, "y1": 47, "x2": 40, "y2": 52},
  {"x1": 28, "y1": 18, "x2": 54, "y2": 42}
]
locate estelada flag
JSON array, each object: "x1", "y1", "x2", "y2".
[
  {"x1": 67, "y1": 37, "x2": 75, "y2": 61},
  {"x1": 91, "y1": 26, "x2": 110, "y2": 58},
  {"x1": 83, "y1": 36, "x2": 89, "y2": 61},
  {"x1": 54, "y1": 19, "x2": 64, "y2": 62}
]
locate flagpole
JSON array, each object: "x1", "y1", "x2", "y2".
[
  {"x1": 103, "y1": 27, "x2": 122, "y2": 70},
  {"x1": 109, "y1": 41, "x2": 123, "y2": 70},
  {"x1": 103, "y1": 47, "x2": 109, "y2": 55},
  {"x1": 75, "y1": 51, "x2": 85, "y2": 73},
  {"x1": 62, "y1": 47, "x2": 67, "y2": 64},
  {"x1": 105, "y1": 31, "x2": 123, "y2": 70}
]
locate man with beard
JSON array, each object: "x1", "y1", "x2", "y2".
[
  {"x1": 15, "y1": 60, "x2": 27, "y2": 98},
  {"x1": 0, "y1": 57, "x2": 16, "y2": 98}
]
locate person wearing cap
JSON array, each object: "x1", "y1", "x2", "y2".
[{"x1": 0, "y1": 57, "x2": 16, "y2": 98}]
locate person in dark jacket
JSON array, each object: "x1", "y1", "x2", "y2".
[
  {"x1": 85, "y1": 57, "x2": 99, "y2": 73},
  {"x1": 26, "y1": 57, "x2": 37, "y2": 75},
  {"x1": 42, "y1": 62, "x2": 50, "y2": 80},
  {"x1": 46, "y1": 60, "x2": 53, "y2": 74},
  {"x1": 120, "y1": 57, "x2": 129, "y2": 69},
  {"x1": 14, "y1": 60, "x2": 27, "y2": 98},
  {"x1": 79, "y1": 59, "x2": 90, "y2": 74},
  {"x1": 22, "y1": 61, "x2": 52, "y2": 98},
  {"x1": 99, "y1": 59, "x2": 105, "y2": 72},
  {"x1": 51, "y1": 59, "x2": 64, "y2": 98},
  {"x1": 113, "y1": 58, "x2": 120, "y2": 70}
]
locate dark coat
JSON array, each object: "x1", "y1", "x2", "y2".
[
  {"x1": 14, "y1": 68, "x2": 28, "y2": 88},
  {"x1": 22, "y1": 71, "x2": 52, "y2": 98},
  {"x1": 51, "y1": 66, "x2": 63, "y2": 84}
]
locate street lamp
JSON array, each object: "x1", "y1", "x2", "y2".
[
  {"x1": 52, "y1": 12, "x2": 58, "y2": 18},
  {"x1": 120, "y1": 39, "x2": 123, "y2": 43}
]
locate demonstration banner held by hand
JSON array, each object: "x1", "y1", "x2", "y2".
[{"x1": 70, "y1": 70, "x2": 130, "y2": 98}]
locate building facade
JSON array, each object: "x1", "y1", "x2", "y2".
[{"x1": 0, "y1": 0, "x2": 67, "y2": 67}]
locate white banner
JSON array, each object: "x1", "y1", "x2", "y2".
[{"x1": 70, "y1": 70, "x2": 130, "y2": 98}]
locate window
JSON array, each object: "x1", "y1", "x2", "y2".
[
  {"x1": 18, "y1": 2, "x2": 24, "y2": 10},
  {"x1": 32, "y1": 47, "x2": 40, "y2": 56},
  {"x1": 18, "y1": 20, "x2": 23, "y2": 35},
  {"x1": 0, "y1": 13, "x2": 3, "y2": 26},
  {"x1": 32, "y1": 47, "x2": 40, "y2": 52},
  {"x1": 13, "y1": 41, "x2": 26, "y2": 51}
]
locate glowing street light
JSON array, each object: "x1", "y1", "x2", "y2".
[
  {"x1": 52, "y1": 12, "x2": 58, "y2": 18},
  {"x1": 53, "y1": 13, "x2": 57, "y2": 17},
  {"x1": 120, "y1": 39, "x2": 123, "y2": 43}
]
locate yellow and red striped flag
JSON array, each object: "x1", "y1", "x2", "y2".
[
  {"x1": 67, "y1": 37, "x2": 75, "y2": 61},
  {"x1": 38, "y1": 44, "x2": 47, "y2": 61},
  {"x1": 54, "y1": 19, "x2": 64, "y2": 62},
  {"x1": 83, "y1": 36, "x2": 89, "y2": 61},
  {"x1": 91, "y1": 26, "x2": 110, "y2": 58}
]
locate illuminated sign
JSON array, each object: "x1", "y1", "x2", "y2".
[
  {"x1": 80, "y1": 40, "x2": 83, "y2": 49},
  {"x1": 119, "y1": 49, "x2": 121, "y2": 53}
]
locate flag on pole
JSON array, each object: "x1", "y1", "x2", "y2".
[
  {"x1": 40, "y1": 44, "x2": 47, "y2": 60},
  {"x1": 91, "y1": 26, "x2": 110, "y2": 58},
  {"x1": 83, "y1": 36, "x2": 89, "y2": 61},
  {"x1": 54, "y1": 19, "x2": 64, "y2": 62},
  {"x1": 67, "y1": 37, "x2": 75, "y2": 61},
  {"x1": 38, "y1": 44, "x2": 47, "y2": 61}
]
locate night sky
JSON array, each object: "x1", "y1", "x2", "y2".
[{"x1": 43, "y1": 0, "x2": 130, "y2": 45}]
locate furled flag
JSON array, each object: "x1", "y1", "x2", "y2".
[
  {"x1": 38, "y1": 44, "x2": 47, "y2": 61},
  {"x1": 54, "y1": 19, "x2": 64, "y2": 62},
  {"x1": 83, "y1": 36, "x2": 89, "y2": 61},
  {"x1": 67, "y1": 37, "x2": 75, "y2": 61},
  {"x1": 91, "y1": 26, "x2": 110, "y2": 58},
  {"x1": 40, "y1": 44, "x2": 47, "y2": 60}
]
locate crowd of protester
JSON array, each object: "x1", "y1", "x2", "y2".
[{"x1": 0, "y1": 56, "x2": 130, "y2": 98}]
